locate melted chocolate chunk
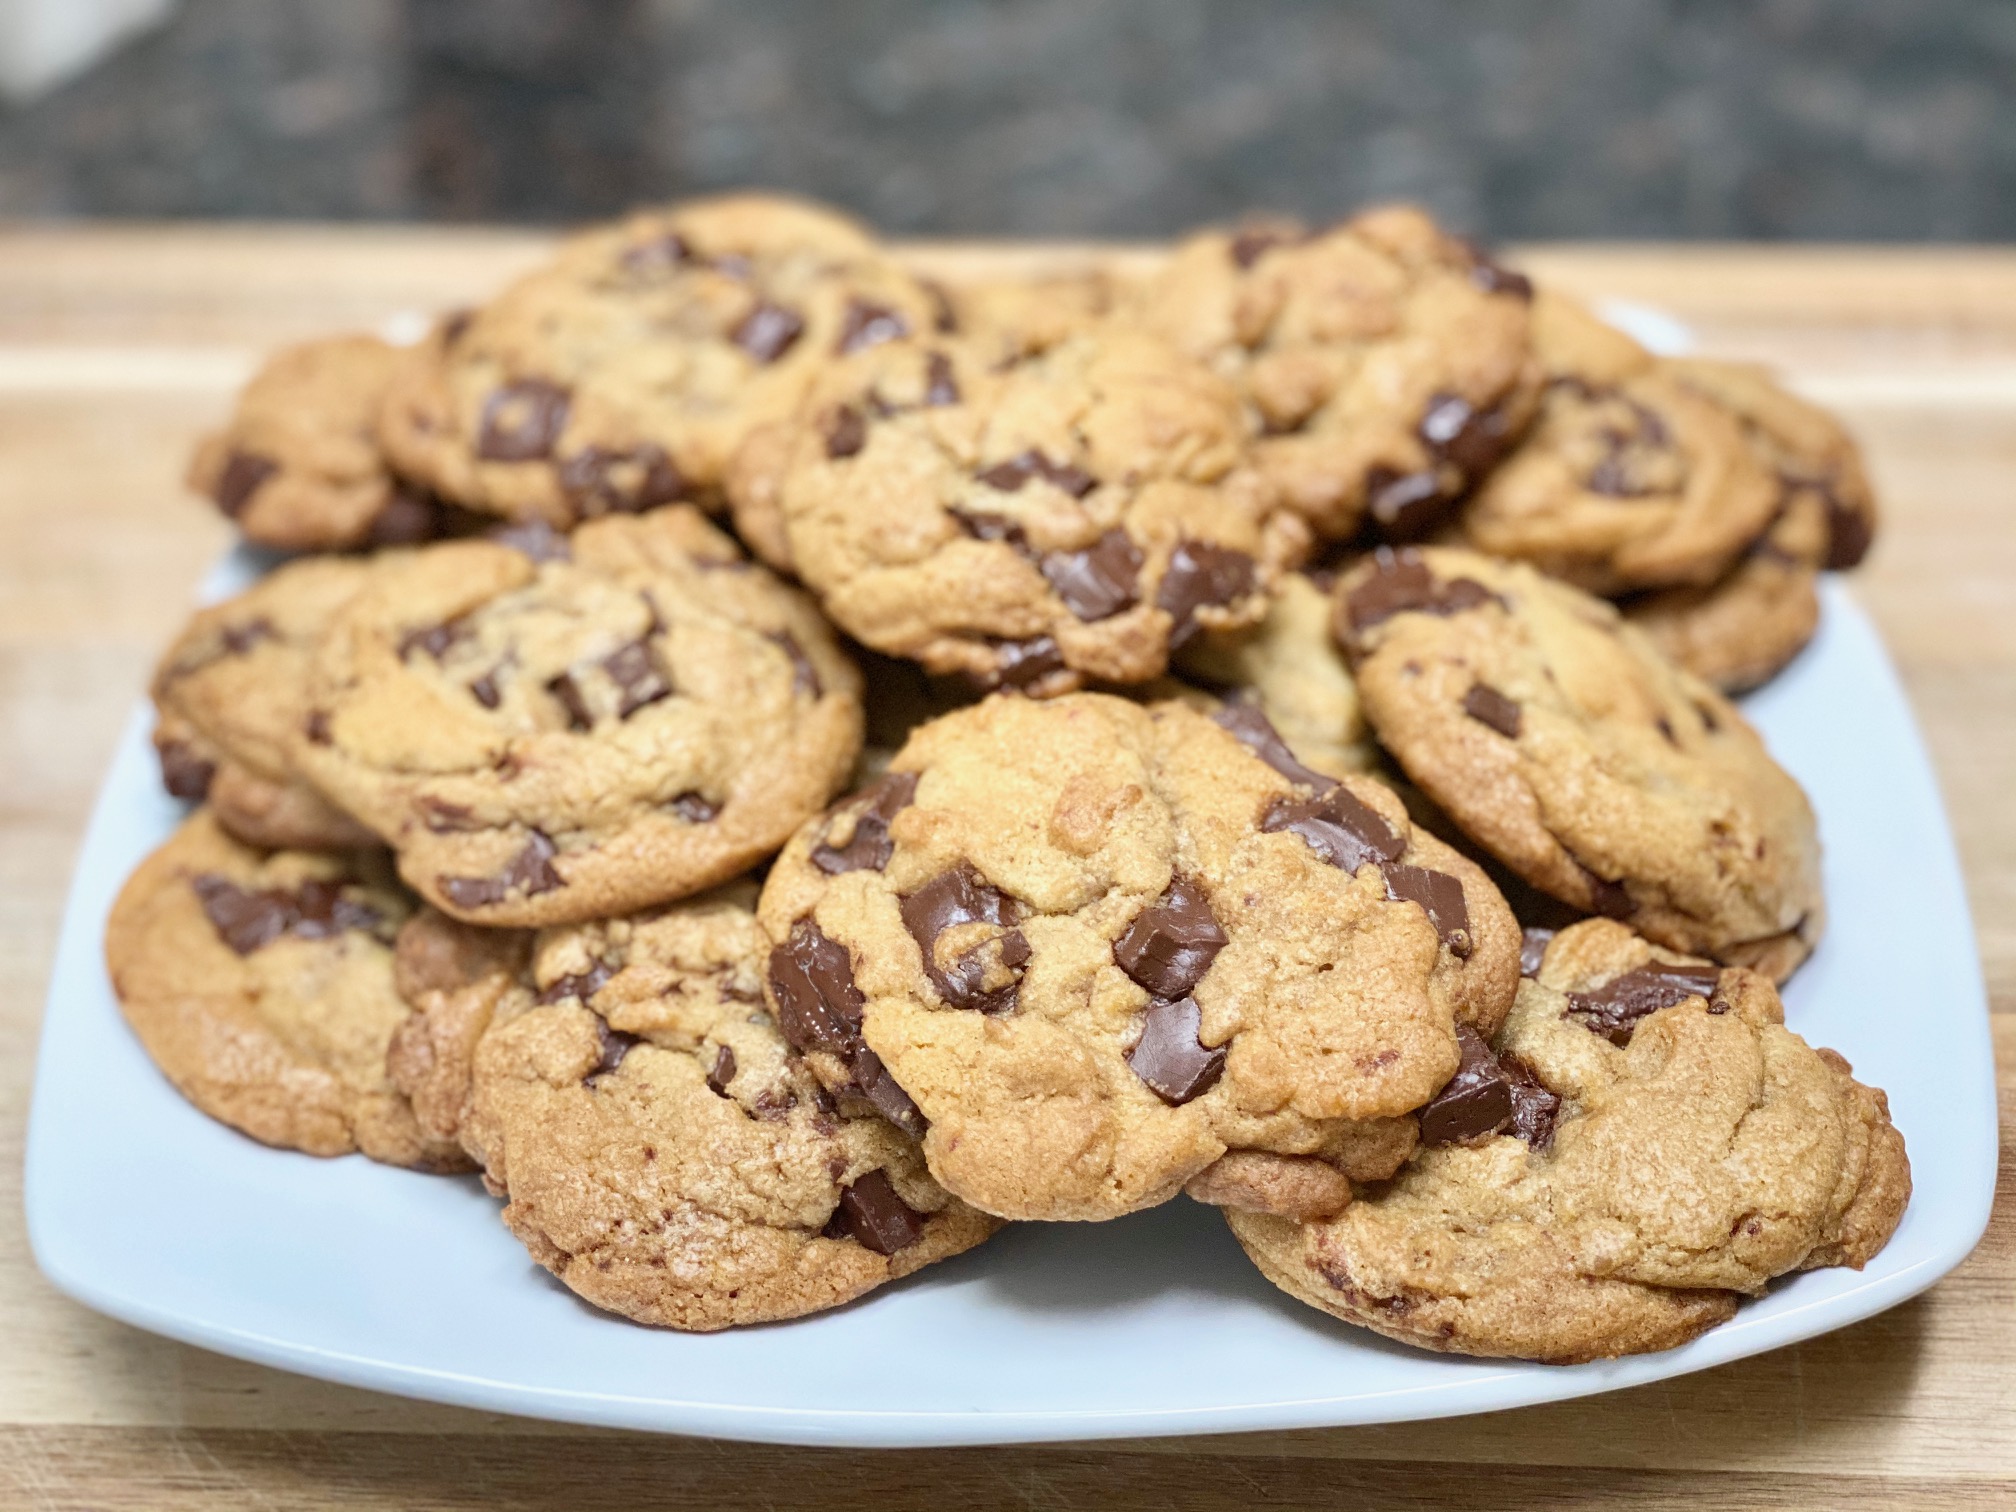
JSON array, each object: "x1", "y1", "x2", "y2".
[
  {"x1": 437, "y1": 831, "x2": 564, "y2": 911},
  {"x1": 922, "y1": 351, "x2": 961, "y2": 407},
  {"x1": 220, "y1": 618, "x2": 277, "y2": 656},
  {"x1": 303, "y1": 710, "x2": 333, "y2": 746},
  {"x1": 619, "y1": 231, "x2": 692, "y2": 272},
  {"x1": 191, "y1": 874, "x2": 384, "y2": 956},
  {"x1": 1565, "y1": 963, "x2": 1723, "y2": 1047},
  {"x1": 835, "y1": 298, "x2": 911, "y2": 355},
  {"x1": 604, "y1": 640, "x2": 674, "y2": 717},
  {"x1": 1578, "y1": 865, "x2": 1635, "y2": 920},
  {"x1": 767, "y1": 917, "x2": 866, "y2": 1058},
  {"x1": 975, "y1": 449, "x2": 1096, "y2": 499},
  {"x1": 1156, "y1": 542, "x2": 1257, "y2": 649},
  {"x1": 811, "y1": 770, "x2": 918, "y2": 875},
  {"x1": 538, "y1": 958, "x2": 616, "y2": 1005},
  {"x1": 1364, "y1": 466, "x2": 1454, "y2": 541},
  {"x1": 1042, "y1": 530, "x2": 1142, "y2": 622},
  {"x1": 547, "y1": 670, "x2": 594, "y2": 731},
  {"x1": 822, "y1": 1169, "x2": 926, "y2": 1255},
  {"x1": 670, "y1": 792, "x2": 719, "y2": 823},
  {"x1": 849, "y1": 1047, "x2": 928, "y2": 1139},
  {"x1": 824, "y1": 404, "x2": 867, "y2": 459},
  {"x1": 558, "y1": 445, "x2": 686, "y2": 514},
  {"x1": 1262, "y1": 786, "x2": 1406, "y2": 874},
  {"x1": 733, "y1": 302, "x2": 805, "y2": 363},
  {"x1": 1230, "y1": 225, "x2": 1300, "y2": 268},
  {"x1": 1501, "y1": 1054, "x2": 1561, "y2": 1149},
  {"x1": 1419, "y1": 1024, "x2": 1516, "y2": 1146},
  {"x1": 476, "y1": 380, "x2": 571, "y2": 463},
  {"x1": 1211, "y1": 699, "x2": 1333, "y2": 791},
  {"x1": 468, "y1": 667, "x2": 505, "y2": 709},
  {"x1": 1463, "y1": 684, "x2": 1522, "y2": 738},
  {"x1": 213, "y1": 451, "x2": 278, "y2": 517},
  {"x1": 1819, "y1": 482, "x2": 1873, "y2": 570},
  {"x1": 585, "y1": 1017, "x2": 641, "y2": 1086},
  {"x1": 1113, "y1": 877, "x2": 1227, "y2": 1000},
  {"x1": 1519, "y1": 926, "x2": 1556, "y2": 978},
  {"x1": 899, "y1": 864, "x2": 1028, "y2": 1014},
  {"x1": 985, "y1": 635, "x2": 1066, "y2": 692},
  {"x1": 157, "y1": 739, "x2": 216, "y2": 801},
  {"x1": 1343, "y1": 548, "x2": 1501, "y2": 634},
  {"x1": 706, "y1": 1044, "x2": 737, "y2": 1096},
  {"x1": 1421, "y1": 392, "x2": 1518, "y2": 478},
  {"x1": 399, "y1": 620, "x2": 465, "y2": 662},
  {"x1": 1125, "y1": 995, "x2": 1226, "y2": 1105},
  {"x1": 1469, "y1": 257, "x2": 1534, "y2": 301},
  {"x1": 767, "y1": 629, "x2": 822, "y2": 698},
  {"x1": 486, "y1": 518, "x2": 573, "y2": 563},
  {"x1": 1381, "y1": 863, "x2": 1473, "y2": 957}
]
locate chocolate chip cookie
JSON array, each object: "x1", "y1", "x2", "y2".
[
  {"x1": 1225, "y1": 919, "x2": 1909, "y2": 1362},
  {"x1": 757, "y1": 691, "x2": 1519, "y2": 1222},
  {"x1": 188, "y1": 335, "x2": 465, "y2": 551},
  {"x1": 1336, "y1": 547, "x2": 1823, "y2": 979},
  {"x1": 457, "y1": 883, "x2": 1000, "y2": 1330},
  {"x1": 1133, "y1": 205, "x2": 1541, "y2": 542},
  {"x1": 379, "y1": 195, "x2": 943, "y2": 527},
  {"x1": 755, "y1": 330, "x2": 1289, "y2": 695},
  {"x1": 1454, "y1": 295, "x2": 1781, "y2": 594},
  {"x1": 151, "y1": 556, "x2": 381, "y2": 852},
  {"x1": 105, "y1": 809, "x2": 467, "y2": 1169},
  {"x1": 294, "y1": 506, "x2": 863, "y2": 927}
]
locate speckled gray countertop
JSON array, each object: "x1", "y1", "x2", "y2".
[{"x1": 2, "y1": 0, "x2": 2011, "y2": 239}]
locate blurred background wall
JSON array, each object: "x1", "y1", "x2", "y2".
[{"x1": 0, "y1": 0, "x2": 2010, "y2": 238}]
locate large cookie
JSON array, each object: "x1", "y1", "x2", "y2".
[
  {"x1": 756, "y1": 692, "x2": 1519, "y2": 1223},
  {"x1": 379, "y1": 195, "x2": 942, "y2": 526},
  {"x1": 151, "y1": 556, "x2": 380, "y2": 852},
  {"x1": 752, "y1": 330, "x2": 1288, "y2": 695},
  {"x1": 1133, "y1": 205, "x2": 1540, "y2": 541},
  {"x1": 1336, "y1": 547, "x2": 1823, "y2": 979},
  {"x1": 188, "y1": 335, "x2": 467, "y2": 551},
  {"x1": 1226, "y1": 919, "x2": 1908, "y2": 1362},
  {"x1": 457, "y1": 884, "x2": 1000, "y2": 1330},
  {"x1": 1454, "y1": 295, "x2": 1781, "y2": 594},
  {"x1": 294, "y1": 507, "x2": 863, "y2": 927},
  {"x1": 105, "y1": 809, "x2": 466, "y2": 1169}
]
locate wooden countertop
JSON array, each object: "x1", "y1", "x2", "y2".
[{"x1": 0, "y1": 228, "x2": 2010, "y2": 1510}]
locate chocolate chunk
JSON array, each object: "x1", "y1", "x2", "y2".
[
  {"x1": 546, "y1": 671, "x2": 594, "y2": 731},
  {"x1": 1262, "y1": 786, "x2": 1405, "y2": 874},
  {"x1": 1211, "y1": 698, "x2": 1333, "y2": 791},
  {"x1": 1230, "y1": 225, "x2": 1299, "y2": 268},
  {"x1": 157, "y1": 740, "x2": 216, "y2": 801},
  {"x1": 975, "y1": 449, "x2": 1096, "y2": 499},
  {"x1": 477, "y1": 380, "x2": 571, "y2": 463},
  {"x1": 486, "y1": 518, "x2": 573, "y2": 563},
  {"x1": 1343, "y1": 548, "x2": 1501, "y2": 634},
  {"x1": 708, "y1": 251, "x2": 754, "y2": 281},
  {"x1": 191, "y1": 874, "x2": 383, "y2": 956},
  {"x1": 369, "y1": 486, "x2": 444, "y2": 546},
  {"x1": 1470, "y1": 258, "x2": 1534, "y2": 301},
  {"x1": 670, "y1": 792, "x2": 719, "y2": 823},
  {"x1": 1125, "y1": 995, "x2": 1226, "y2": 1105},
  {"x1": 213, "y1": 451, "x2": 278, "y2": 517},
  {"x1": 1156, "y1": 542, "x2": 1258, "y2": 649},
  {"x1": 399, "y1": 620, "x2": 464, "y2": 662},
  {"x1": 1364, "y1": 467, "x2": 1454, "y2": 541},
  {"x1": 766, "y1": 629, "x2": 822, "y2": 698},
  {"x1": 303, "y1": 710, "x2": 332, "y2": 746},
  {"x1": 1819, "y1": 482, "x2": 1873, "y2": 570},
  {"x1": 1463, "y1": 684, "x2": 1522, "y2": 738},
  {"x1": 603, "y1": 640, "x2": 674, "y2": 717},
  {"x1": 836, "y1": 298, "x2": 911, "y2": 355},
  {"x1": 848, "y1": 1047, "x2": 928, "y2": 1139},
  {"x1": 733, "y1": 302, "x2": 805, "y2": 363},
  {"x1": 418, "y1": 798, "x2": 481, "y2": 832},
  {"x1": 953, "y1": 509, "x2": 1029, "y2": 550},
  {"x1": 1565, "y1": 963, "x2": 1722, "y2": 1047},
  {"x1": 986, "y1": 635, "x2": 1066, "y2": 692},
  {"x1": 1421, "y1": 392, "x2": 1518, "y2": 479},
  {"x1": 1381, "y1": 863, "x2": 1473, "y2": 957},
  {"x1": 437, "y1": 831, "x2": 563, "y2": 911},
  {"x1": 219, "y1": 618, "x2": 277, "y2": 656},
  {"x1": 1501, "y1": 1055, "x2": 1561, "y2": 1149},
  {"x1": 1418, "y1": 1024, "x2": 1511, "y2": 1145},
  {"x1": 811, "y1": 770, "x2": 918, "y2": 875},
  {"x1": 1519, "y1": 926, "x2": 1556, "y2": 978},
  {"x1": 558, "y1": 445, "x2": 686, "y2": 514},
  {"x1": 468, "y1": 667, "x2": 505, "y2": 709},
  {"x1": 1113, "y1": 877, "x2": 1227, "y2": 999},
  {"x1": 922, "y1": 352, "x2": 961, "y2": 407},
  {"x1": 620, "y1": 231, "x2": 692, "y2": 272},
  {"x1": 707, "y1": 1044, "x2": 737, "y2": 1095},
  {"x1": 1577, "y1": 865, "x2": 1635, "y2": 920},
  {"x1": 823, "y1": 1169, "x2": 926, "y2": 1255},
  {"x1": 824, "y1": 404, "x2": 867, "y2": 459},
  {"x1": 1042, "y1": 530, "x2": 1142, "y2": 622},
  {"x1": 767, "y1": 918, "x2": 866, "y2": 1058},
  {"x1": 585, "y1": 1017, "x2": 641, "y2": 1086},
  {"x1": 539, "y1": 959, "x2": 615, "y2": 1005},
  {"x1": 899, "y1": 864, "x2": 1028, "y2": 1013}
]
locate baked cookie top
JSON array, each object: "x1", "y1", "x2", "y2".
[
  {"x1": 1336, "y1": 547, "x2": 1823, "y2": 979},
  {"x1": 459, "y1": 884, "x2": 999, "y2": 1330},
  {"x1": 104, "y1": 809, "x2": 466, "y2": 1170},
  {"x1": 1133, "y1": 205, "x2": 1540, "y2": 541},
  {"x1": 1225, "y1": 919, "x2": 1909, "y2": 1362},
  {"x1": 188, "y1": 335, "x2": 462, "y2": 552},
  {"x1": 1454, "y1": 295, "x2": 1781, "y2": 594},
  {"x1": 151, "y1": 556, "x2": 380, "y2": 853},
  {"x1": 379, "y1": 194, "x2": 943, "y2": 527},
  {"x1": 757, "y1": 691, "x2": 1519, "y2": 1223},
  {"x1": 759, "y1": 330, "x2": 1288, "y2": 695},
  {"x1": 295, "y1": 506, "x2": 863, "y2": 927}
]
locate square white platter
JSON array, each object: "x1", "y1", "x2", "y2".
[{"x1": 24, "y1": 572, "x2": 1998, "y2": 1448}]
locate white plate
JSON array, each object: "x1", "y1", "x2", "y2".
[{"x1": 24, "y1": 578, "x2": 1996, "y2": 1447}]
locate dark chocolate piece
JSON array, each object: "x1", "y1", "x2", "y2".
[
  {"x1": 706, "y1": 1044, "x2": 737, "y2": 1096},
  {"x1": 1364, "y1": 466, "x2": 1454, "y2": 541},
  {"x1": 1381, "y1": 863, "x2": 1473, "y2": 957},
  {"x1": 1565, "y1": 962, "x2": 1723, "y2": 1047},
  {"x1": 768, "y1": 918, "x2": 867, "y2": 1059},
  {"x1": 1211, "y1": 699, "x2": 1333, "y2": 791},
  {"x1": 1262, "y1": 786, "x2": 1406, "y2": 874},
  {"x1": 986, "y1": 635, "x2": 1066, "y2": 692},
  {"x1": 1112, "y1": 877, "x2": 1227, "y2": 1000},
  {"x1": 922, "y1": 352, "x2": 961, "y2": 406},
  {"x1": 584, "y1": 1017, "x2": 641, "y2": 1086},
  {"x1": 1519, "y1": 926, "x2": 1556, "y2": 978},
  {"x1": 733, "y1": 302, "x2": 805, "y2": 363},
  {"x1": 191, "y1": 874, "x2": 384, "y2": 956},
  {"x1": 1156, "y1": 542, "x2": 1257, "y2": 649},
  {"x1": 604, "y1": 640, "x2": 674, "y2": 718},
  {"x1": 835, "y1": 298, "x2": 910, "y2": 356},
  {"x1": 213, "y1": 451, "x2": 278, "y2": 517},
  {"x1": 899, "y1": 864, "x2": 1028, "y2": 1014},
  {"x1": 1343, "y1": 548, "x2": 1501, "y2": 635},
  {"x1": 822, "y1": 1168, "x2": 926, "y2": 1254},
  {"x1": 1418, "y1": 1024, "x2": 1513, "y2": 1145},
  {"x1": 476, "y1": 380, "x2": 570, "y2": 463},
  {"x1": 157, "y1": 739, "x2": 216, "y2": 801},
  {"x1": 767, "y1": 629, "x2": 822, "y2": 698},
  {"x1": 1124, "y1": 995, "x2": 1226, "y2": 1105},
  {"x1": 538, "y1": 959, "x2": 616, "y2": 1005},
  {"x1": 1042, "y1": 530, "x2": 1142, "y2": 622},
  {"x1": 437, "y1": 831, "x2": 564, "y2": 911},
  {"x1": 670, "y1": 792, "x2": 719, "y2": 823},
  {"x1": 824, "y1": 404, "x2": 867, "y2": 459},
  {"x1": 975, "y1": 449, "x2": 1096, "y2": 499},
  {"x1": 486, "y1": 518, "x2": 573, "y2": 563},
  {"x1": 811, "y1": 771, "x2": 918, "y2": 875},
  {"x1": 557, "y1": 445, "x2": 686, "y2": 514},
  {"x1": 1463, "y1": 684, "x2": 1522, "y2": 738}
]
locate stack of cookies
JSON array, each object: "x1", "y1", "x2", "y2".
[{"x1": 109, "y1": 194, "x2": 1909, "y2": 1362}]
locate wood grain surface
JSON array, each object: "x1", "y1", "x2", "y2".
[{"x1": 0, "y1": 227, "x2": 2010, "y2": 1510}]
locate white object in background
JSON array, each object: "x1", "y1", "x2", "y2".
[
  {"x1": 0, "y1": 0, "x2": 174, "y2": 103},
  {"x1": 1595, "y1": 298, "x2": 1697, "y2": 357}
]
